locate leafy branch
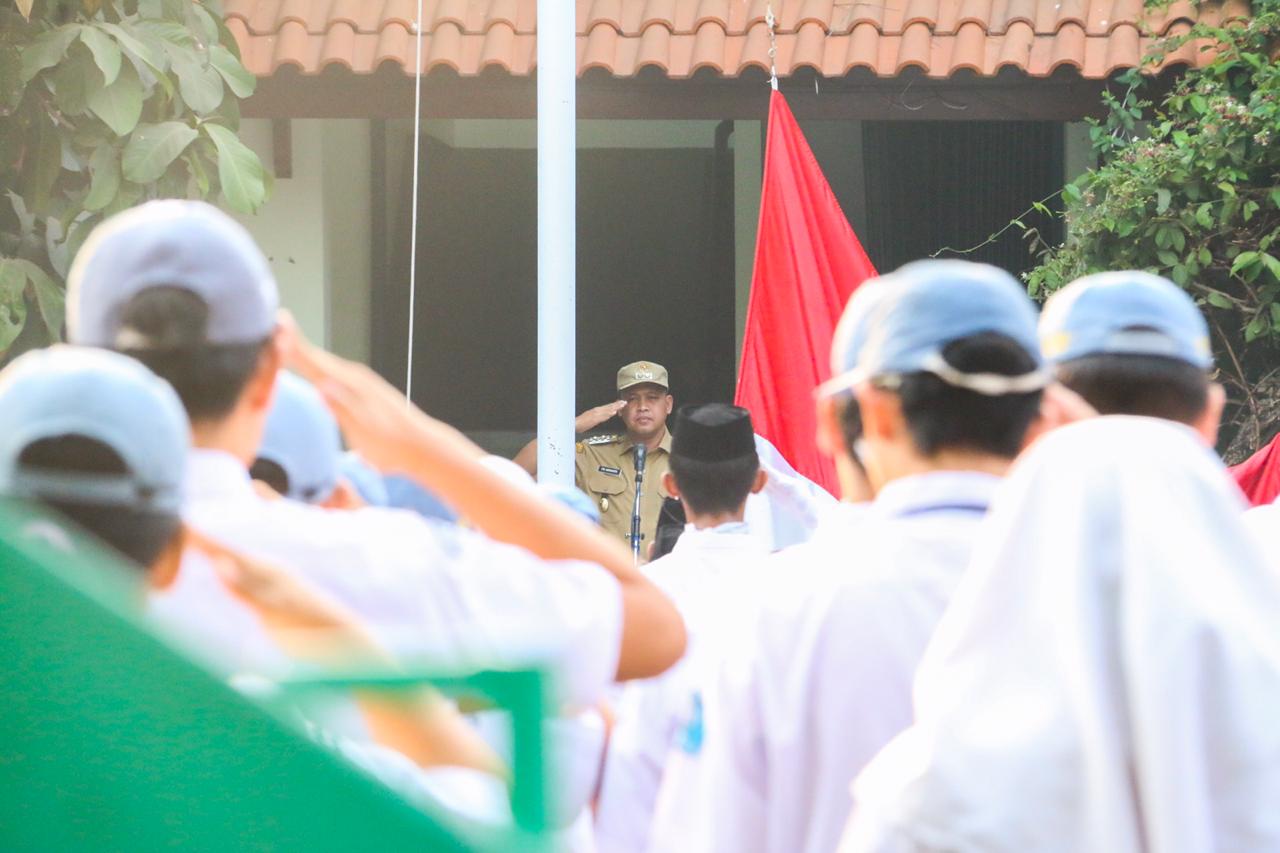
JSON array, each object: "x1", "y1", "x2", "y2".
[{"x1": 0, "y1": 0, "x2": 269, "y2": 360}]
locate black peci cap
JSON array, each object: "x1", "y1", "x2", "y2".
[{"x1": 672, "y1": 403, "x2": 756, "y2": 463}]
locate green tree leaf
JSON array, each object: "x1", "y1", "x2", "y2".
[
  {"x1": 10, "y1": 260, "x2": 65, "y2": 342},
  {"x1": 1263, "y1": 254, "x2": 1280, "y2": 282},
  {"x1": 20, "y1": 25, "x2": 79, "y2": 82},
  {"x1": 1246, "y1": 315, "x2": 1267, "y2": 342},
  {"x1": 1232, "y1": 251, "x2": 1261, "y2": 276},
  {"x1": 0, "y1": 261, "x2": 30, "y2": 356},
  {"x1": 122, "y1": 121, "x2": 198, "y2": 184},
  {"x1": 84, "y1": 145, "x2": 120, "y2": 211},
  {"x1": 1156, "y1": 188, "x2": 1172, "y2": 214},
  {"x1": 169, "y1": 50, "x2": 225, "y2": 113},
  {"x1": 208, "y1": 44, "x2": 256, "y2": 99},
  {"x1": 51, "y1": 47, "x2": 97, "y2": 115},
  {"x1": 86, "y1": 62, "x2": 143, "y2": 136},
  {"x1": 21, "y1": 115, "x2": 62, "y2": 216},
  {"x1": 79, "y1": 25, "x2": 122, "y2": 85},
  {"x1": 1207, "y1": 291, "x2": 1234, "y2": 309},
  {"x1": 204, "y1": 123, "x2": 265, "y2": 214},
  {"x1": 100, "y1": 21, "x2": 170, "y2": 85}
]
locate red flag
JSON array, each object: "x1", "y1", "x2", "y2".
[
  {"x1": 735, "y1": 90, "x2": 877, "y2": 496},
  {"x1": 1230, "y1": 433, "x2": 1280, "y2": 506}
]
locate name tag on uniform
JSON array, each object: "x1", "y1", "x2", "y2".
[{"x1": 598, "y1": 466, "x2": 621, "y2": 476}]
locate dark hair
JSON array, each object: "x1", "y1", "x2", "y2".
[
  {"x1": 248, "y1": 457, "x2": 291, "y2": 497},
  {"x1": 830, "y1": 393, "x2": 867, "y2": 473},
  {"x1": 17, "y1": 435, "x2": 181, "y2": 569},
  {"x1": 1056, "y1": 353, "x2": 1209, "y2": 426},
  {"x1": 651, "y1": 497, "x2": 687, "y2": 560},
  {"x1": 115, "y1": 287, "x2": 270, "y2": 423},
  {"x1": 668, "y1": 452, "x2": 760, "y2": 516},
  {"x1": 888, "y1": 332, "x2": 1043, "y2": 459}
]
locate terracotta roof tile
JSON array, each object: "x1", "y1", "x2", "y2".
[{"x1": 224, "y1": 0, "x2": 1250, "y2": 79}]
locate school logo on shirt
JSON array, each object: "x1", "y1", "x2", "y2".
[{"x1": 677, "y1": 692, "x2": 705, "y2": 755}]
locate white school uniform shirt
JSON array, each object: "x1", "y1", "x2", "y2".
[
  {"x1": 594, "y1": 522, "x2": 771, "y2": 853},
  {"x1": 843, "y1": 418, "x2": 1280, "y2": 853},
  {"x1": 745, "y1": 435, "x2": 839, "y2": 551},
  {"x1": 667, "y1": 472, "x2": 999, "y2": 853},
  {"x1": 183, "y1": 448, "x2": 624, "y2": 709}
]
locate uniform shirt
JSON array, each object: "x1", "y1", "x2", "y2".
[
  {"x1": 662, "y1": 472, "x2": 999, "y2": 853},
  {"x1": 575, "y1": 431, "x2": 673, "y2": 549},
  {"x1": 184, "y1": 448, "x2": 624, "y2": 709},
  {"x1": 595, "y1": 522, "x2": 770, "y2": 853}
]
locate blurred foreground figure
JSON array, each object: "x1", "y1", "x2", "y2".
[
  {"x1": 0, "y1": 346, "x2": 500, "y2": 789},
  {"x1": 843, "y1": 417, "x2": 1280, "y2": 853},
  {"x1": 666, "y1": 261, "x2": 1049, "y2": 853},
  {"x1": 0, "y1": 346, "x2": 188, "y2": 570}
]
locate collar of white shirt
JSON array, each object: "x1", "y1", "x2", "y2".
[
  {"x1": 869, "y1": 470, "x2": 1002, "y2": 521},
  {"x1": 187, "y1": 448, "x2": 256, "y2": 502},
  {"x1": 671, "y1": 520, "x2": 765, "y2": 555}
]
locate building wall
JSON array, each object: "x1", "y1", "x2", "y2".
[
  {"x1": 232, "y1": 118, "x2": 1089, "y2": 397},
  {"x1": 233, "y1": 118, "x2": 371, "y2": 362}
]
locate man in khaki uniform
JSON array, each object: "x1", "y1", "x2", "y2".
[{"x1": 515, "y1": 361, "x2": 673, "y2": 550}]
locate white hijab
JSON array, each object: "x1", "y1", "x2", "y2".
[{"x1": 843, "y1": 416, "x2": 1280, "y2": 853}]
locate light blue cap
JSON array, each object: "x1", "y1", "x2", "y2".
[
  {"x1": 821, "y1": 276, "x2": 895, "y2": 395},
  {"x1": 338, "y1": 452, "x2": 389, "y2": 507},
  {"x1": 540, "y1": 483, "x2": 602, "y2": 525},
  {"x1": 66, "y1": 200, "x2": 278, "y2": 349},
  {"x1": 1040, "y1": 271, "x2": 1213, "y2": 369},
  {"x1": 0, "y1": 346, "x2": 189, "y2": 513},
  {"x1": 821, "y1": 259, "x2": 1048, "y2": 397},
  {"x1": 255, "y1": 372, "x2": 341, "y2": 504},
  {"x1": 384, "y1": 475, "x2": 459, "y2": 524}
]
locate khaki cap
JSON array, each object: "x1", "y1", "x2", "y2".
[{"x1": 617, "y1": 361, "x2": 669, "y2": 392}]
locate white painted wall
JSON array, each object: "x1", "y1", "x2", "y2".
[{"x1": 233, "y1": 118, "x2": 371, "y2": 362}]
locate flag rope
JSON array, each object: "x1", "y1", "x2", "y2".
[
  {"x1": 406, "y1": 0, "x2": 425, "y2": 406},
  {"x1": 765, "y1": 2, "x2": 779, "y2": 90}
]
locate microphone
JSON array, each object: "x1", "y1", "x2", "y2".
[{"x1": 630, "y1": 444, "x2": 647, "y2": 563}]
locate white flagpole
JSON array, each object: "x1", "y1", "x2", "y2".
[{"x1": 536, "y1": 0, "x2": 576, "y2": 486}]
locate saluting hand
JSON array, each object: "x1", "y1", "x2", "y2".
[
  {"x1": 280, "y1": 311, "x2": 483, "y2": 475},
  {"x1": 576, "y1": 400, "x2": 626, "y2": 434}
]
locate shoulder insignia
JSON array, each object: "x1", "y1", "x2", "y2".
[{"x1": 584, "y1": 434, "x2": 620, "y2": 446}]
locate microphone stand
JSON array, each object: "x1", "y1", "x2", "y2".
[{"x1": 630, "y1": 444, "x2": 647, "y2": 565}]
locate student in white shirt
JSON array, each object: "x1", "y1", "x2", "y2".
[
  {"x1": 595, "y1": 403, "x2": 769, "y2": 852},
  {"x1": 0, "y1": 345, "x2": 499, "y2": 780},
  {"x1": 842, "y1": 416, "x2": 1280, "y2": 853},
  {"x1": 677, "y1": 260, "x2": 1052, "y2": 853},
  {"x1": 65, "y1": 200, "x2": 686, "y2": 712}
]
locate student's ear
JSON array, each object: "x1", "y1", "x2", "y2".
[
  {"x1": 662, "y1": 470, "x2": 680, "y2": 498},
  {"x1": 323, "y1": 478, "x2": 367, "y2": 511},
  {"x1": 1195, "y1": 382, "x2": 1226, "y2": 447},
  {"x1": 815, "y1": 395, "x2": 842, "y2": 458},
  {"x1": 854, "y1": 383, "x2": 902, "y2": 444},
  {"x1": 750, "y1": 469, "x2": 768, "y2": 495},
  {"x1": 245, "y1": 327, "x2": 285, "y2": 412},
  {"x1": 149, "y1": 523, "x2": 187, "y2": 590}
]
